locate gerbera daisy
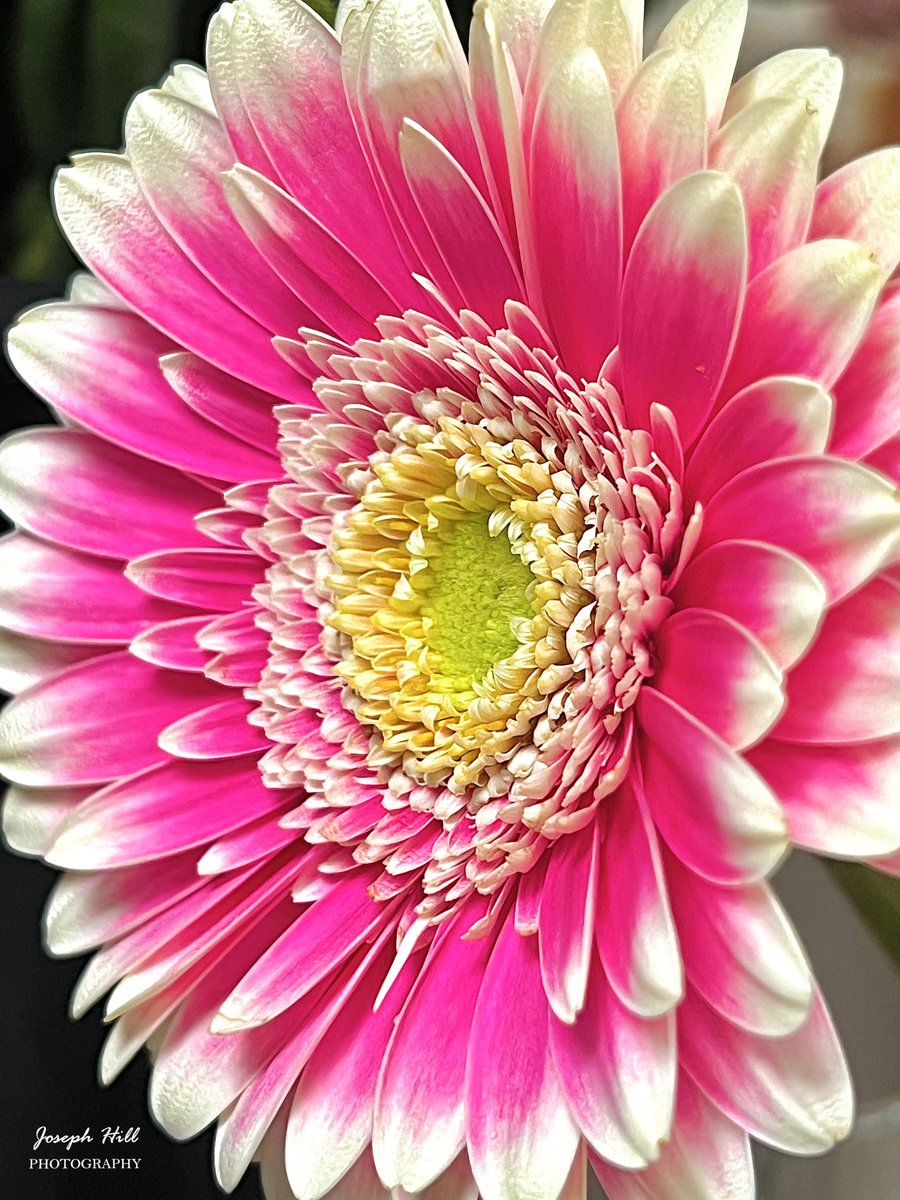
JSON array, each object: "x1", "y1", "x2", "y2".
[{"x1": 2, "y1": 0, "x2": 899, "y2": 1197}]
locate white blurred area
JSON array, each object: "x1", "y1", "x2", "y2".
[{"x1": 648, "y1": 0, "x2": 900, "y2": 167}]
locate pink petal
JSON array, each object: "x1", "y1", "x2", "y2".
[
  {"x1": 123, "y1": 88, "x2": 317, "y2": 335},
  {"x1": 680, "y1": 985, "x2": 854, "y2": 1154},
  {"x1": 400, "y1": 120, "x2": 524, "y2": 331},
  {"x1": 551, "y1": 954, "x2": 675, "y2": 1168},
  {"x1": 214, "y1": 870, "x2": 389, "y2": 1031},
  {"x1": 158, "y1": 696, "x2": 270, "y2": 760},
  {"x1": 665, "y1": 851, "x2": 812, "y2": 1036},
  {"x1": 720, "y1": 239, "x2": 883, "y2": 399},
  {"x1": 53, "y1": 154, "x2": 304, "y2": 399},
  {"x1": 0, "y1": 534, "x2": 181, "y2": 644},
  {"x1": 654, "y1": 0, "x2": 748, "y2": 126},
  {"x1": 695, "y1": 456, "x2": 900, "y2": 603},
  {"x1": 684, "y1": 375, "x2": 833, "y2": 505},
  {"x1": 45, "y1": 754, "x2": 278, "y2": 869},
  {"x1": 620, "y1": 171, "x2": 747, "y2": 444},
  {"x1": 160, "y1": 351, "x2": 285, "y2": 452},
  {"x1": 6, "y1": 303, "x2": 278, "y2": 479},
  {"x1": 125, "y1": 547, "x2": 265, "y2": 611},
  {"x1": 528, "y1": 45, "x2": 621, "y2": 379},
  {"x1": 594, "y1": 781, "x2": 683, "y2": 1017},
  {"x1": 711, "y1": 98, "x2": 820, "y2": 277},
  {"x1": 539, "y1": 820, "x2": 600, "y2": 1022},
  {"x1": 750, "y1": 737, "x2": 900, "y2": 858},
  {"x1": 0, "y1": 650, "x2": 224, "y2": 787},
  {"x1": 653, "y1": 608, "x2": 785, "y2": 750},
  {"x1": 831, "y1": 288, "x2": 900, "y2": 459},
  {"x1": 0, "y1": 631, "x2": 99, "y2": 695},
  {"x1": 0, "y1": 429, "x2": 212, "y2": 560},
  {"x1": 592, "y1": 1072, "x2": 754, "y2": 1200},
  {"x1": 670, "y1": 539, "x2": 826, "y2": 671},
  {"x1": 466, "y1": 914, "x2": 579, "y2": 1200},
  {"x1": 374, "y1": 896, "x2": 494, "y2": 1193},
  {"x1": 129, "y1": 615, "x2": 214, "y2": 672},
  {"x1": 776, "y1": 576, "x2": 900, "y2": 744},
  {"x1": 637, "y1": 689, "x2": 787, "y2": 884},
  {"x1": 284, "y1": 944, "x2": 420, "y2": 1200},
  {"x1": 616, "y1": 48, "x2": 707, "y2": 253},
  {"x1": 811, "y1": 147, "x2": 900, "y2": 277}
]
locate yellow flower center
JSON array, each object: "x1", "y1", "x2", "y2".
[{"x1": 326, "y1": 416, "x2": 596, "y2": 795}]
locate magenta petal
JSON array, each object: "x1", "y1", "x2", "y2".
[
  {"x1": 680, "y1": 985, "x2": 853, "y2": 1154},
  {"x1": 0, "y1": 651, "x2": 225, "y2": 787},
  {"x1": 620, "y1": 171, "x2": 747, "y2": 443},
  {"x1": 374, "y1": 896, "x2": 493, "y2": 1193},
  {"x1": 126, "y1": 548, "x2": 264, "y2": 611},
  {"x1": 539, "y1": 821, "x2": 600, "y2": 1023},
  {"x1": 831, "y1": 289, "x2": 900, "y2": 459},
  {"x1": 637, "y1": 689, "x2": 787, "y2": 884},
  {"x1": 45, "y1": 754, "x2": 278, "y2": 869},
  {"x1": 594, "y1": 781, "x2": 682, "y2": 1018},
  {"x1": 671, "y1": 538, "x2": 826, "y2": 671},
  {"x1": 750, "y1": 736, "x2": 900, "y2": 858},
  {"x1": 0, "y1": 534, "x2": 181, "y2": 644},
  {"x1": 466, "y1": 914, "x2": 579, "y2": 1200},
  {"x1": 654, "y1": 608, "x2": 784, "y2": 750},
  {"x1": 776, "y1": 576, "x2": 900, "y2": 744},
  {"x1": 159, "y1": 697, "x2": 270, "y2": 759},
  {"x1": 551, "y1": 954, "x2": 675, "y2": 1168},
  {"x1": 695, "y1": 456, "x2": 900, "y2": 603},
  {"x1": 215, "y1": 870, "x2": 389, "y2": 1031},
  {"x1": 0, "y1": 429, "x2": 213, "y2": 560},
  {"x1": 592, "y1": 1072, "x2": 754, "y2": 1200}
]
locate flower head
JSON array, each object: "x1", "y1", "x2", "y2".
[{"x1": 2, "y1": 0, "x2": 899, "y2": 1197}]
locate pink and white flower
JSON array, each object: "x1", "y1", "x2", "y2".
[{"x1": 1, "y1": 0, "x2": 899, "y2": 1197}]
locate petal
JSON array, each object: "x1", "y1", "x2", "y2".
[
  {"x1": 0, "y1": 651, "x2": 224, "y2": 787},
  {"x1": 551, "y1": 955, "x2": 676, "y2": 1168},
  {"x1": 680, "y1": 986, "x2": 854, "y2": 1155},
  {"x1": 665, "y1": 852, "x2": 813, "y2": 1036},
  {"x1": 831, "y1": 288, "x2": 900, "y2": 459},
  {"x1": 399, "y1": 120, "x2": 524, "y2": 331},
  {"x1": 711, "y1": 98, "x2": 820, "y2": 277},
  {"x1": 0, "y1": 429, "x2": 212, "y2": 559},
  {"x1": 637, "y1": 688, "x2": 788, "y2": 885},
  {"x1": 214, "y1": 871, "x2": 389, "y2": 1031},
  {"x1": 684, "y1": 375, "x2": 833, "y2": 505},
  {"x1": 0, "y1": 533, "x2": 180, "y2": 644},
  {"x1": 158, "y1": 697, "x2": 270, "y2": 760},
  {"x1": 129, "y1": 615, "x2": 214, "y2": 672},
  {"x1": 527, "y1": 0, "x2": 640, "y2": 112},
  {"x1": 592, "y1": 1073, "x2": 754, "y2": 1200},
  {"x1": 695, "y1": 456, "x2": 900, "y2": 603},
  {"x1": 373, "y1": 896, "x2": 494, "y2": 1193},
  {"x1": 6, "y1": 303, "x2": 278, "y2": 480},
  {"x1": 125, "y1": 548, "x2": 265, "y2": 611},
  {"x1": 45, "y1": 754, "x2": 279, "y2": 869},
  {"x1": 670, "y1": 539, "x2": 826, "y2": 671},
  {"x1": 654, "y1": 0, "x2": 747, "y2": 126},
  {"x1": 750, "y1": 737, "x2": 900, "y2": 858},
  {"x1": 720, "y1": 239, "x2": 884, "y2": 399},
  {"x1": 811, "y1": 148, "x2": 900, "y2": 278},
  {"x1": 620, "y1": 171, "x2": 747, "y2": 444},
  {"x1": 466, "y1": 914, "x2": 579, "y2": 1200},
  {"x1": 539, "y1": 820, "x2": 600, "y2": 1022},
  {"x1": 594, "y1": 780, "x2": 683, "y2": 1017},
  {"x1": 123, "y1": 88, "x2": 317, "y2": 334},
  {"x1": 0, "y1": 629, "x2": 98, "y2": 694},
  {"x1": 528, "y1": 46, "x2": 621, "y2": 379},
  {"x1": 616, "y1": 48, "x2": 707, "y2": 252},
  {"x1": 723, "y1": 48, "x2": 842, "y2": 154},
  {"x1": 1, "y1": 784, "x2": 90, "y2": 858},
  {"x1": 159, "y1": 351, "x2": 283, "y2": 454},
  {"x1": 53, "y1": 153, "x2": 304, "y2": 399},
  {"x1": 653, "y1": 608, "x2": 785, "y2": 750},
  {"x1": 777, "y1": 576, "x2": 900, "y2": 744},
  {"x1": 284, "y1": 947, "x2": 419, "y2": 1200}
]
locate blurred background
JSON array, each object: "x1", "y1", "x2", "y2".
[{"x1": 1, "y1": 1, "x2": 899, "y2": 1198}]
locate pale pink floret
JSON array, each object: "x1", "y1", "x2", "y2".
[{"x1": 1, "y1": 1, "x2": 899, "y2": 1199}]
